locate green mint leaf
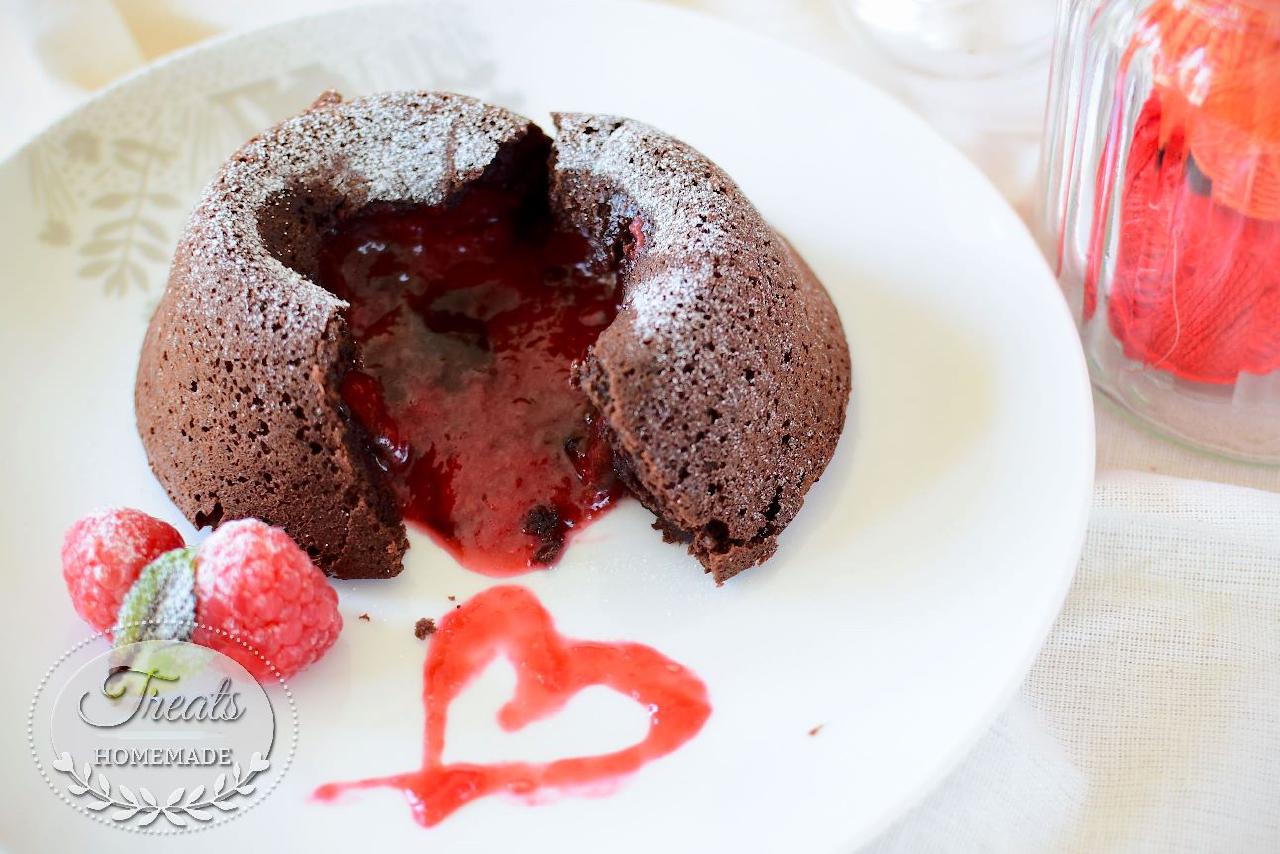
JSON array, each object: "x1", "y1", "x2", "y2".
[{"x1": 113, "y1": 547, "x2": 197, "y2": 647}]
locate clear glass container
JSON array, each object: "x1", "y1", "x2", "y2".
[
  {"x1": 838, "y1": 0, "x2": 1057, "y2": 208},
  {"x1": 1038, "y1": 0, "x2": 1280, "y2": 461}
]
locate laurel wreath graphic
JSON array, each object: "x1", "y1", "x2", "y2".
[{"x1": 49, "y1": 750, "x2": 270, "y2": 828}]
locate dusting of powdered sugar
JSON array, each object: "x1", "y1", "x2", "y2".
[
  {"x1": 182, "y1": 91, "x2": 529, "y2": 334},
  {"x1": 551, "y1": 113, "x2": 782, "y2": 342},
  {"x1": 80, "y1": 510, "x2": 149, "y2": 567}
]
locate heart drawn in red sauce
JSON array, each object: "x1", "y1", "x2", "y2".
[{"x1": 313, "y1": 585, "x2": 712, "y2": 826}]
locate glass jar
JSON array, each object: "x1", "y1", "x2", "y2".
[
  {"x1": 838, "y1": 0, "x2": 1057, "y2": 208},
  {"x1": 1039, "y1": 0, "x2": 1280, "y2": 461}
]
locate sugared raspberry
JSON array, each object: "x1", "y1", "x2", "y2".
[
  {"x1": 193, "y1": 519, "x2": 342, "y2": 679},
  {"x1": 62, "y1": 508, "x2": 185, "y2": 631}
]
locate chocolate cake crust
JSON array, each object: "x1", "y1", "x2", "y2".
[
  {"x1": 551, "y1": 114, "x2": 851, "y2": 581},
  {"x1": 136, "y1": 92, "x2": 850, "y2": 582}
]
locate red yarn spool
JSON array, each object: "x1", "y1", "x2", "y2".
[{"x1": 1084, "y1": 0, "x2": 1280, "y2": 385}]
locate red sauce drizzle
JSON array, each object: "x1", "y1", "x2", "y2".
[
  {"x1": 313, "y1": 585, "x2": 712, "y2": 826},
  {"x1": 315, "y1": 186, "x2": 624, "y2": 574}
]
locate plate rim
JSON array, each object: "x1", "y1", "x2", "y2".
[{"x1": 0, "y1": 2, "x2": 1097, "y2": 849}]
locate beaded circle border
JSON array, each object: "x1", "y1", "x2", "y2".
[{"x1": 27, "y1": 620, "x2": 298, "y2": 835}]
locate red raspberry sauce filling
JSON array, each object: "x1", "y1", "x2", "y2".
[{"x1": 316, "y1": 186, "x2": 623, "y2": 574}]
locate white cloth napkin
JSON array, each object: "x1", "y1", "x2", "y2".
[
  {"x1": 874, "y1": 471, "x2": 1280, "y2": 852},
  {"x1": 2, "y1": 2, "x2": 1278, "y2": 851}
]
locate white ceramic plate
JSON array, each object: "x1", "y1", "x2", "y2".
[{"x1": 0, "y1": 2, "x2": 1093, "y2": 851}]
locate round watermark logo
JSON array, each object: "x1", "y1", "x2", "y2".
[{"x1": 28, "y1": 622, "x2": 296, "y2": 834}]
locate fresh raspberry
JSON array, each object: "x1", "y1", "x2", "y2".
[
  {"x1": 62, "y1": 508, "x2": 186, "y2": 632},
  {"x1": 193, "y1": 519, "x2": 342, "y2": 679}
]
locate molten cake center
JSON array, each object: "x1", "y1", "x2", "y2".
[{"x1": 315, "y1": 184, "x2": 623, "y2": 574}]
